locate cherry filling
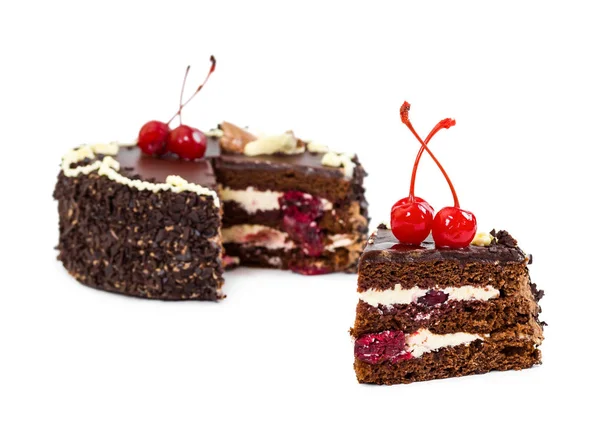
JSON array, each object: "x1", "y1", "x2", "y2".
[
  {"x1": 354, "y1": 330, "x2": 412, "y2": 364},
  {"x1": 279, "y1": 191, "x2": 325, "y2": 257},
  {"x1": 417, "y1": 290, "x2": 449, "y2": 306}
]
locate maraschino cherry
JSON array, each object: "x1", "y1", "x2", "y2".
[
  {"x1": 390, "y1": 103, "x2": 454, "y2": 244},
  {"x1": 138, "y1": 120, "x2": 170, "y2": 155},
  {"x1": 398, "y1": 101, "x2": 477, "y2": 248},
  {"x1": 137, "y1": 56, "x2": 216, "y2": 159}
]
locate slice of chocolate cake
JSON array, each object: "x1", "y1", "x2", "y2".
[
  {"x1": 54, "y1": 123, "x2": 369, "y2": 299},
  {"x1": 351, "y1": 225, "x2": 544, "y2": 385},
  {"x1": 212, "y1": 123, "x2": 368, "y2": 275}
]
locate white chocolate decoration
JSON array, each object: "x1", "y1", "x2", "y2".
[
  {"x1": 243, "y1": 132, "x2": 305, "y2": 156},
  {"x1": 205, "y1": 128, "x2": 224, "y2": 138},
  {"x1": 321, "y1": 152, "x2": 355, "y2": 178},
  {"x1": 471, "y1": 231, "x2": 494, "y2": 247},
  {"x1": 306, "y1": 141, "x2": 330, "y2": 153},
  {"x1": 61, "y1": 144, "x2": 219, "y2": 207}
]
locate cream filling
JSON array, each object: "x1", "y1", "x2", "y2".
[
  {"x1": 406, "y1": 329, "x2": 485, "y2": 358},
  {"x1": 358, "y1": 284, "x2": 499, "y2": 307},
  {"x1": 221, "y1": 225, "x2": 294, "y2": 250},
  {"x1": 61, "y1": 144, "x2": 219, "y2": 207},
  {"x1": 222, "y1": 225, "x2": 357, "y2": 251},
  {"x1": 324, "y1": 234, "x2": 356, "y2": 251},
  {"x1": 219, "y1": 186, "x2": 333, "y2": 213}
]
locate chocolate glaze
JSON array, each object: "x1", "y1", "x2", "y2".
[
  {"x1": 113, "y1": 135, "x2": 350, "y2": 189},
  {"x1": 115, "y1": 146, "x2": 217, "y2": 189},
  {"x1": 363, "y1": 228, "x2": 526, "y2": 264},
  {"x1": 210, "y1": 138, "x2": 347, "y2": 179}
]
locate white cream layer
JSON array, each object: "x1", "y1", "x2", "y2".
[
  {"x1": 219, "y1": 186, "x2": 333, "y2": 213},
  {"x1": 221, "y1": 225, "x2": 294, "y2": 250},
  {"x1": 221, "y1": 225, "x2": 356, "y2": 252},
  {"x1": 359, "y1": 284, "x2": 500, "y2": 307},
  {"x1": 61, "y1": 144, "x2": 219, "y2": 206},
  {"x1": 406, "y1": 329, "x2": 484, "y2": 358},
  {"x1": 324, "y1": 234, "x2": 355, "y2": 251}
]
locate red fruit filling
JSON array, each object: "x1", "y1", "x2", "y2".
[
  {"x1": 354, "y1": 330, "x2": 412, "y2": 364},
  {"x1": 279, "y1": 191, "x2": 324, "y2": 257},
  {"x1": 417, "y1": 290, "x2": 449, "y2": 306}
]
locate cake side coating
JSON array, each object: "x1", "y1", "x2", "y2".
[{"x1": 54, "y1": 144, "x2": 224, "y2": 300}]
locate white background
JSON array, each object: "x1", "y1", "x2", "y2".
[{"x1": 1, "y1": 1, "x2": 598, "y2": 426}]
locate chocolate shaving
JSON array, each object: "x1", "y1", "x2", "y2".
[
  {"x1": 529, "y1": 282, "x2": 545, "y2": 302},
  {"x1": 377, "y1": 223, "x2": 389, "y2": 230},
  {"x1": 496, "y1": 230, "x2": 518, "y2": 247}
]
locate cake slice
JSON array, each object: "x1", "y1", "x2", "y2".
[
  {"x1": 212, "y1": 123, "x2": 368, "y2": 274},
  {"x1": 351, "y1": 225, "x2": 544, "y2": 384}
]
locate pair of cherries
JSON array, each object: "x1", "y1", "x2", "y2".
[
  {"x1": 137, "y1": 56, "x2": 216, "y2": 160},
  {"x1": 391, "y1": 102, "x2": 477, "y2": 249}
]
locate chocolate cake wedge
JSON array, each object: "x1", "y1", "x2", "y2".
[
  {"x1": 212, "y1": 123, "x2": 368, "y2": 275},
  {"x1": 351, "y1": 225, "x2": 544, "y2": 385}
]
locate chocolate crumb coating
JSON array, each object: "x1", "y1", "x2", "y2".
[{"x1": 54, "y1": 169, "x2": 224, "y2": 300}]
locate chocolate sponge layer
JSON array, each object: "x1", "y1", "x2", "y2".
[{"x1": 352, "y1": 293, "x2": 540, "y2": 337}]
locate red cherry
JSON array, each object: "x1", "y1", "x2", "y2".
[
  {"x1": 400, "y1": 101, "x2": 476, "y2": 249},
  {"x1": 167, "y1": 125, "x2": 207, "y2": 160},
  {"x1": 138, "y1": 120, "x2": 170, "y2": 155},
  {"x1": 432, "y1": 207, "x2": 477, "y2": 248},
  {"x1": 389, "y1": 104, "x2": 455, "y2": 245},
  {"x1": 391, "y1": 200, "x2": 434, "y2": 244}
]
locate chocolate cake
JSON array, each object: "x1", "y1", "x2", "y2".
[
  {"x1": 351, "y1": 225, "x2": 544, "y2": 384},
  {"x1": 54, "y1": 123, "x2": 368, "y2": 300}
]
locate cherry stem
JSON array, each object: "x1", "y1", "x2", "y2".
[
  {"x1": 167, "y1": 55, "x2": 216, "y2": 125},
  {"x1": 178, "y1": 65, "x2": 191, "y2": 126},
  {"x1": 400, "y1": 101, "x2": 460, "y2": 208}
]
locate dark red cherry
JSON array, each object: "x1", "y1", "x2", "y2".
[
  {"x1": 354, "y1": 330, "x2": 412, "y2": 364},
  {"x1": 391, "y1": 200, "x2": 434, "y2": 245},
  {"x1": 167, "y1": 125, "x2": 207, "y2": 160},
  {"x1": 138, "y1": 120, "x2": 170, "y2": 155},
  {"x1": 432, "y1": 206, "x2": 477, "y2": 248}
]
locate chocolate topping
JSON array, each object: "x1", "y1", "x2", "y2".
[
  {"x1": 114, "y1": 134, "x2": 354, "y2": 191},
  {"x1": 116, "y1": 146, "x2": 217, "y2": 189},
  {"x1": 363, "y1": 228, "x2": 526, "y2": 264}
]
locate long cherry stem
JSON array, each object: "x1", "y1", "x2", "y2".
[
  {"x1": 400, "y1": 101, "x2": 460, "y2": 208},
  {"x1": 178, "y1": 65, "x2": 191, "y2": 126},
  {"x1": 167, "y1": 55, "x2": 216, "y2": 125}
]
